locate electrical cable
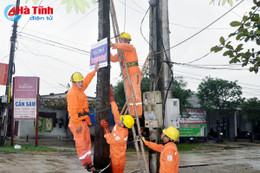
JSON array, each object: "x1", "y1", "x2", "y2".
[
  {"x1": 187, "y1": 4, "x2": 259, "y2": 64},
  {"x1": 21, "y1": 28, "x2": 91, "y2": 48},
  {"x1": 18, "y1": 41, "x2": 87, "y2": 72},
  {"x1": 159, "y1": 35, "x2": 174, "y2": 128},
  {"x1": 174, "y1": 69, "x2": 260, "y2": 89},
  {"x1": 54, "y1": 7, "x2": 97, "y2": 35},
  {"x1": 19, "y1": 0, "x2": 44, "y2": 33},
  {"x1": 1, "y1": 54, "x2": 9, "y2": 60},
  {"x1": 173, "y1": 71, "x2": 260, "y2": 96},
  {"x1": 19, "y1": 32, "x2": 90, "y2": 55},
  {"x1": 153, "y1": 0, "x2": 245, "y2": 56},
  {"x1": 124, "y1": 0, "x2": 126, "y2": 32},
  {"x1": 172, "y1": 61, "x2": 247, "y2": 71},
  {"x1": 169, "y1": 22, "x2": 234, "y2": 30},
  {"x1": 117, "y1": 0, "x2": 143, "y2": 15},
  {"x1": 131, "y1": 0, "x2": 146, "y2": 12},
  {"x1": 140, "y1": 6, "x2": 151, "y2": 45},
  {"x1": 20, "y1": 34, "x2": 88, "y2": 55},
  {"x1": 15, "y1": 57, "x2": 62, "y2": 91}
]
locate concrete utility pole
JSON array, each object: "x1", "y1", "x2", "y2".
[
  {"x1": 94, "y1": 0, "x2": 111, "y2": 172},
  {"x1": 0, "y1": 0, "x2": 20, "y2": 147},
  {"x1": 149, "y1": 0, "x2": 172, "y2": 172}
]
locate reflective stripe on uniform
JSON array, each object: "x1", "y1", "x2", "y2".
[
  {"x1": 129, "y1": 102, "x2": 142, "y2": 105},
  {"x1": 124, "y1": 137, "x2": 128, "y2": 141},
  {"x1": 79, "y1": 151, "x2": 91, "y2": 160},
  {"x1": 113, "y1": 126, "x2": 117, "y2": 136}
]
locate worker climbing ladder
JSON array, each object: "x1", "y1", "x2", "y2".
[{"x1": 110, "y1": 1, "x2": 150, "y2": 173}]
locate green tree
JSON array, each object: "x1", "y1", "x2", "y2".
[
  {"x1": 172, "y1": 76, "x2": 193, "y2": 113},
  {"x1": 211, "y1": 0, "x2": 260, "y2": 73},
  {"x1": 240, "y1": 97, "x2": 260, "y2": 127},
  {"x1": 197, "y1": 77, "x2": 243, "y2": 116},
  {"x1": 113, "y1": 76, "x2": 150, "y2": 111},
  {"x1": 114, "y1": 76, "x2": 192, "y2": 113}
]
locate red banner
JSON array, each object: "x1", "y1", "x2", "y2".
[{"x1": 0, "y1": 63, "x2": 8, "y2": 85}]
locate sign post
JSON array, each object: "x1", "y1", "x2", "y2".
[
  {"x1": 11, "y1": 77, "x2": 40, "y2": 146},
  {"x1": 179, "y1": 109, "x2": 207, "y2": 137}
]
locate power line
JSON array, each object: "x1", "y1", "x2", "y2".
[
  {"x1": 54, "y1": 7, "x2": 97, "y2": 35},
  {"x1": 18, "y1": 42, "x2": 84, "y2": 70},
  {"x1": 174, "y1": 70, "x2": 260, "y2": 91},
  {"x1": 117, "y1": 0, "x2": 144, "y2": 15},
  {"x1": 188, "y1": 4, "x2": 259, "y2": 64},
  {"x1": 131, "y1": 0, "x2": 146, "y2": 12},
  {"x1": 171, "y1": 61, "x2": 247, "y2": 71},
  {"x1": 1, "y1": 54, "x2": 9, "y2": 60},
  {"x1": 20, "y1": 35, "x2": 89, "y2": 55},
  {"x1": 153, "y1": 0, "x2": 245, "y2": 56},
  {"x1": 17, "y1": 58, "x2": 68, "y2": 93},
  {"x1": 140, "y1": 6, "x2": 150, "y2": 45},
  {"x1": 169, "y1": 22, "x2": 234, "y2": 30},
  {"x1": 174, "y1": 72, "x2": 260, "y2": 98},
  {"x1": 21, "y1": 28, "x2": 91, "y2": 48},
  {"x1": 19, "y1": 32, "x2": 90, "y2": 55},
  {"x1": 124, "y1": 0, "x2": 126, "y2": 32},
  {"x1": 19, "y1": 0, "x2": 44, "y2": 33}
]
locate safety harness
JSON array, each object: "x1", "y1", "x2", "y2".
[{"x1": 125, "y1": 61, "x2": 138, "y2": 68}]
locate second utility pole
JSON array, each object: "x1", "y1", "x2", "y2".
[
  {"x1": 149, "y1": 0, "x2": 172, "y2": 172},
  {"x1": 0, "y1": 0, "x2": 20, "y2": 147}
]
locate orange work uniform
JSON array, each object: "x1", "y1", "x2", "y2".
[
  {"x1": 144, "y1": 141, "x2": 179, "y2": 173},
  {"x1": 66, "y1": 71, "x2": 95, "y2": 167},
  {"x1": 111, "y1": 43, "x2": 142, "y2": 116},
  {"x1": 104, "y1": 101, "x2": 128, "y2": 173}
]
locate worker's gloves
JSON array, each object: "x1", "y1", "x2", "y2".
[
  {"x1": 110, "y1": 85, "x2": 115, "y2": 102},
  {"x1": 100, "y1": 119, "x2": 110, "y2": 134},
  {"x1": 110, "y1": 42, "x2": 115, "y2": 49},
  {"x1": 100, "y1": 119, "x2": 109, "y2": 128},
  {"x1": 85, "y1": 163, "x2": 96, "y2": 171},
  {"x1": 141, "y1": 136, "x2": 146, "y2": 143}
]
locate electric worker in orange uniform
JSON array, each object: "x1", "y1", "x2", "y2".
[
  {"x1": 110, "y1": 32, "x2": 142, "y2": 116},
  {"x1": 142, "y1": 126, "x2": 180, "y2": 173},
  {"x1": 100, "y1": 86, "x2": 135, "y2": 173},
  {"x1": 66, "y1": 63, "x2": 99, "y2": 172}
]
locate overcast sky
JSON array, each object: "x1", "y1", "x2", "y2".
[{"x1": 0, "y1": 0, "x2": 259, "y2": 100}]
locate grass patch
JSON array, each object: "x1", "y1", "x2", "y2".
[
  {"x1": 177, "y1": 143, "x2": 202, "y2": 151},
  {"x1": 0, "y1": 142, "x2": 72, "y2": 153}
]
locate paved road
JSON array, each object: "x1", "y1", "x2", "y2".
[
  {"x1": 179, "y1": 142, "x2": 260, "y2": 173},
  {"x1": 1, "y1": 139, "x2": 260, "y2": 173}
]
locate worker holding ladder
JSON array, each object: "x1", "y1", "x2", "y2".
[
  {"x1": 110, "y1": 33, "x2": 142, "y2": 116},
  {"x1": 100, "y1": 86, "x2": 135, "y2": 173}
]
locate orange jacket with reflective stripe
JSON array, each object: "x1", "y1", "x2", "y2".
[
  {"x1": 66, "y1": 71, "x2": 95, "y2": 128},
  {"x1": 145, "y1": 141, "x2": 179, "y2": 173},
  {"x1": 104, "y1": 101, "x2": 128, "y2": 159},
  {"x1": 110, "y1": 43, "x2": 141, "y2": 76}
]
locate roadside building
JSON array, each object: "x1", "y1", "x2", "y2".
[{"x1": 183, "y1": 94, "x2": 254, "y2": 141}]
